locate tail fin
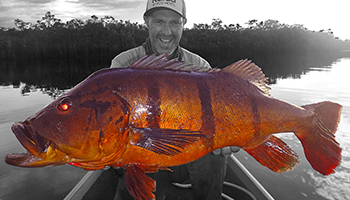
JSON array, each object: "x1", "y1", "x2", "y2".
[{"x1": 296, "y1": 101, "x2": 342, "y2": 175}]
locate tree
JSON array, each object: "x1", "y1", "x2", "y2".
[
  {"x1": 14, "y1": 19, "x2": 33, "y2": 31},
  {"x1": 87, "y1": 15, "x2": 100, "y2": 24},
  {"x1": 262, "y1": 19, "x2": 282, "y2": 30},
  {"x1": 101, "y1": 16, "x2": 115, "y2": 27},
  {"x1": 36, "y1": 12, "x2": 62, "y2": 29},
  {"x1": 211, "y1": 18, "x2": 223, "y2": 31},
  {"x1": 66, "y1": 19, "x2": 85, "y2": 29},
  {"x1": 246, "y1": 19, "x2": 259, "y2": 29},
  {"x1": 193, "y1": 23, "x2": 211, "y2": 30}
]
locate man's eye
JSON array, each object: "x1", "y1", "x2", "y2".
[
  {"x1": 154, "y1": 20, "x2": 164, "y2": 25},
  {"x1": 170, "y1": 21, "x2": 182, "y2": 28},
  {"x1": 172, "y1": 21, "x2": 181, "y2": 26}
]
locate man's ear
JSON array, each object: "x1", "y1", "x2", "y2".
[
  {"x1": 183, "y1": 17, "x2": 187, "y2": 25},
  {"x1": 143, "y1": 16, "x2": 150, "y2": 27}
]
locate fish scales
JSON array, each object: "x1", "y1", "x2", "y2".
[
  {"x1": 114, "y1": 68, "x2": 296, "y2": 166},
  {"x1": 5, "y1": 55, "x2": 342, "y2": 200}
]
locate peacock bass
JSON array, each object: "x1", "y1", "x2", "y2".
[{"x1": 5, "y1": 55, "x2": 342, "y2": 200}]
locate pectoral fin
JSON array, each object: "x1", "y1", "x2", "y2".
[
  {"x1": 244, "y1": 135, "x2": 300, "y2": 173},
  {"x1": 131, "y1": 127, "x2": 205, "y2": 156},
  {"x1": 124, "y1": 164, "x2": 158, "y2": 200}
]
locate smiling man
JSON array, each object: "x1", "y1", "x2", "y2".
[
  {"x1": 145, "y1": 6, "x2": 184, "y2": 56},
  {"x1": 110, "y1": 0, "x2": 211, "y2": 69},
  {"x1": 110, "y1": 0, "x2": 238, "y2": 199}
]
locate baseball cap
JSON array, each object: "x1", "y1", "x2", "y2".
[{"x1": 144, "y1": 0, "x2": 186, "y2": 19}]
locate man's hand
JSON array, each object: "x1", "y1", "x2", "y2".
[{"x1": 213, "y1": 146, "x2": 240, "y2": 157}]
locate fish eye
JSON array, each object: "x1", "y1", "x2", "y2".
[{"x1": 58, "y1": 98, "x2": 73, "y2": 112}]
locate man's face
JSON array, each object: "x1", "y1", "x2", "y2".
[{"x1": 145, "y1": 9, "x2": 185, "y2": 55}]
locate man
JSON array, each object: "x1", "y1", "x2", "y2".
[
  {"x1": 111, "y1": 0, "x2": 210, "y2": 69},
  {"x1": 111, "y1": 0, "x2": 239, "y2": 199}
]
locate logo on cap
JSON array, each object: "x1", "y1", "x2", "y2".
[
  {"x1": 151, "y1": 0, "x2": 177, "y2": 7},
  {"x1": 145, "y1": 0, "x2": 186, "y2": 19}
]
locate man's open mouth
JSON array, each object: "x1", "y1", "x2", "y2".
[{"x1": 159, "y1": 37, "x2": 172, "y2": 44}]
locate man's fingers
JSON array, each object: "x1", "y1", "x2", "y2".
[
  {"x1": 212, "y1": 146, "x2": 240, "y2": 156},
  {"x1": 221, "y1": 147, "x2": 233, "y2": 156},
  {"x1": 213, "y1": 149, "x2": 221, "y2": 155},
  {"x1": 230, "y1": 146, "x2": 240, "y2": 153}
]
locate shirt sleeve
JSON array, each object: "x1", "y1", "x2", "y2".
[{"x1": 110, "y1": 46, "x2": 146, "y2": 68}]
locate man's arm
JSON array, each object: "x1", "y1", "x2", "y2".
[
  {"x1": 110, "y1": 46, "x2": 146, "y2": 68},
  {"x1": 180, "y1": 48, "x2": 211, "y2": 70}
]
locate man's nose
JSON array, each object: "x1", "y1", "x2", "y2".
[{"x1": 161, "y1": 23, "x2": 172, "y2": 35}]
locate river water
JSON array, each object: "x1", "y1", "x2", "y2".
[
  {"x1": 235, "y1": 57, "x2": 350, "y2": 200},
  {"x1": 0, "y1": 55, "x2": 349, "y2": 200}
]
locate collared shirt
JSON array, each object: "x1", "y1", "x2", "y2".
[{"x1": 110, "y1": 45, "x2": 211, "y2": 70}]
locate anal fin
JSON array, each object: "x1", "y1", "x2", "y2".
[
  {"x1": 124, "y1": 164, "x2": 159, "y2": 200},
  {"x1": 244, "y1": 135, "x2": 300, "y2": 173}
]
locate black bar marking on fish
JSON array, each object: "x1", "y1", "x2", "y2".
[
  {"x1": 146, "y1": 79, "x2": 161, "y2": 129},
  {"x1": 99, "y1": 129, "x2": 104, "y2": 145},
  {"x1": 81, "y1": 100, "x2": 112, "y2": 115},
  {"x1": 115, "y1": 116, "x2": 123, "y2": 125},
  {"x1": 251, "y1": 98, "x2": 261, "y2": 139},
  {"x1": 197, "y1": 78, "x2": 215, "y2": 149},
  {"x1": 111, "y1": 91, "x2": 131, "y2": 118},
  {"x1": 80, "y1": 100, "x2": 112, "y2": 128},
  {"x1": 121, "y1": 104, "x2": 130, "y2": 115}
]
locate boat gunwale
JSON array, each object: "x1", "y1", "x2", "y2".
[{"x1": 64, "y1": 155, "x2": 274, "y2": 200}]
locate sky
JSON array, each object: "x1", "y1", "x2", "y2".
[{"x1": 0, "y1": 0, "x2": 349, "y2": 40}]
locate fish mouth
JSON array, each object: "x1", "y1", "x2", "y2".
[{"x1": 5, "y1": 122, "x2": 67, "y2": 167}]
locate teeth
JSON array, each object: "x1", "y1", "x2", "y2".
[
  {"x1": 13, "y1": 123, "x2": 54, "y2": 157},
  {"x1": 160, "y1": 38, "x2": 171, "y2": 43},
  {"x1": 45, "y1": 145, "x2": 57, "y2": 159},
  {"x1": 33, "y1": 131, "x2": 47, "y2": 153}
]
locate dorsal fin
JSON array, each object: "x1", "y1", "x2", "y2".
[
  {"x1": 222, "y1": 59, "x2": 270, "y2": 95},
  {"x1": 128, "y1": 54, "x2": 193, "y2": 71},
  {"x1": 128, "y1": 55, "x2": 269, "y2": 94},
  {"x1": 128, "y1": 54, "x2": 219, "y2": 73}
]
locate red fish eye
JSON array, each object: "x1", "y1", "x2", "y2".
[{"x1": 58, "y1": 99, "x2": 73, "y2": 111}]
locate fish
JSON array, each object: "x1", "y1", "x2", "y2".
[{"x1": 5, "y1": 55, "x2": 342, "y2": 200}]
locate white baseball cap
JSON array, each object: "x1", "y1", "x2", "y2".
[{"x1": 144, "y1": 0, "x2": 186, "y2": 19}]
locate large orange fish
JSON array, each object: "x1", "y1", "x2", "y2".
[{"x1": 6, "y1": 55, "x2": 342, "y2": 200}]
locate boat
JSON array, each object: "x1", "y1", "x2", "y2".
[{"x1": 64, "y1": 154, "x2": 274, "y2": 200}]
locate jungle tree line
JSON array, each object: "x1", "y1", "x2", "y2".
[{"x1": 1, "y1": 12, "x2": 349, "y2": 68}]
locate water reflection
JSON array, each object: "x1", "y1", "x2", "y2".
[
  {"x1": 249, "y1": 57, "x2": 350, "y2": 200},
  {"x1": 0, "y1": 53, "x2": 349, "y2": 200},
  {"x1": 0, "y1": 59, "x2": 109, "y2": 97},
  {"x1": 0, "y1": 52, "x2": 347, "y2": 93},
  {"x1": 0, "y1": 60, "x2": 108, "y2": 200}
]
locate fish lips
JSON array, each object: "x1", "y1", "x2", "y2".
[{"x1": 5, "y1": 122, "x2": 61, "y2": 167}]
